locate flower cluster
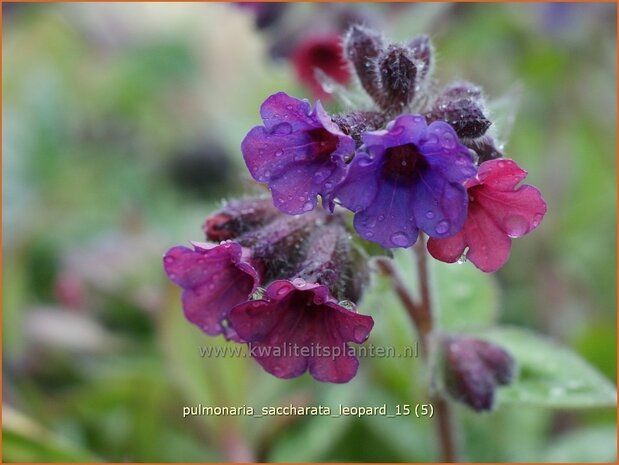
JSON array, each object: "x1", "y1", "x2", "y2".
[
  {"x1": 163, "y1": 197, "x2": 374, "y2": 383},
  {"x1": 241, "y1": 26, "x2": 547, "y2": 272}
]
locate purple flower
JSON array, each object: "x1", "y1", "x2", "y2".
[
  {"x1": 241, "y1": 92, "x2": 355, "y2": 214},
  {"x1": 163, "y1": 241, "x2": 260, "y2": 337},
  {"x1": 335, "y1": 114, "x2": 477, "y2": 248},
  {"x1": 228, "y1": 279, "x2": 374, "y2": 383}
]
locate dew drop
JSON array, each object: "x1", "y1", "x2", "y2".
[
  {"x1": 532, "y1": 213, "x2": 544, "y2": 229},
  {"x1": 324, "y1": 182, "x2": 333, "y2": 190},
  {"x1": 390, "y1": 231, "x2": 409, "y2": 247},
  {"x1": 275, "y1": 149, "x2": 283, "y2": 157},
  {"x1": 164, "y1": 256, "x2": 174, "y2": 264},
  {"x1": 425, "y1": 210, "x2": 435, "y2": 219},
  {"x1": 353, "y1": 325, "x2": 369, "y2": 343},
  {"x1": 378, "y1": 215, "x2": 385, "y2": 221},
  {"x1": 292, "y1": 277, "x2": 306, "y2": 287},
  {"x1": 366, "y1": 231, "x2": 374, "y2": 238},
  {"x1": 273, "y1": 122, "x2": 292, "y2": 135},
  {"x1": 435, "y1": 220, "x2": 449, "y2": 234},
  {"x1": 442, "y1": 132, "x2": 456, "y2": 149},
  {"x1": 364, "y1": 217, "x2": 377, "y2": 228},
  {"x1": 168, "y1": 272, "x2": 177, "y2": 280},
  {"x1": 302, "y1": 201, "x2": 313, "y2": 212},
  {"x1": 275, "y1": 286, "x2": 288, "y2": 297},
  {"x1": 504, "y1": 214, "x2": 528, "y2": 237}
]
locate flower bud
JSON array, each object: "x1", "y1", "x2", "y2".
[
  {"x1": 203, "y1": 197, "x2": 279, "y2": 241},
  {"x1": 378, "y1": 45, "x2": 418, "y2": 110},
  {"x1": 441, "y1": 336, "x2": 516, "y2": 411},
  {"x1": 344, "y1": 25, "x2": 384, "y2": 105},
  {"x1": 429, "y1": 97, "x2": 491, "y2": 139},
  {"x1": 236, "y1": 210, "x2": 328, "y2": 282},
  {"x1": 408, "y1": 34, "x2": 433, "y2": 82},
  {"x1": 466, "y1": 135, "x2": 504, "y2": 164},
  {"x1": 294, "y1": 222, "x2": 369, "y2": 302}
]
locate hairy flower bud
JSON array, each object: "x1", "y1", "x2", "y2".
[
  {"x1": 466, "y1": 135, "x2": 504, "y2": 164},
  {"x1": 332, "y1": 110, "x2": 388, "y2": 146},
  {"x1": 236, "y1": 209, "x2": 328, "y2": 282},
  {"x1": 344, "y1": 25, "x2": 384, "y2": 104},
  {"x1": 378, "y1": 45, "x2": 418, "y2": 110},
  {"x1": 408, "y1": 34, "x2": 433, "y2": 82},
  {"x1": 203, "y1": 197, "x2": 279, "y2": 241},
  {"x1": 429, "y1": 98, "x2": 491, "y2": 139},
  {"x1": 429, "y1": 82, "x2": 491, "y2": 139},
  {"x1": 293, "y1": 222, "x2": 368, "y2": 302},
  {"x1": 441, "y1": 336, "x2": 516, "y2": 411}
]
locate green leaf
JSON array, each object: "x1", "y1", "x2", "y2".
[
  {"x1": 431, "y1": 259, "x2": 499, "y2": 332},
  {"x1": 477, "y1": 326, "x2": 617, "y2": 408},
  {"x1": 543, "y1": 426, "x2": 617, "y2": 462},
  {"x1": 2, "y1": 406, "x2": 100, "y2": 462},
  {"x1": 373, "y1": 249, "x2": 499, "y2": 332}
]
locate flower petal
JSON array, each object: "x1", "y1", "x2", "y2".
[
  {"x1": 163, "y1": 243, "x2": 259, "y2": 335},
  {"x1": 462, "y1": 204, "x2": 512, "y2": 273},
  {"x1": 352, "y1": 180, "x2": 420, "y2": 248},
  {"x1": 427, "y1": 230, "x2": 467, "y2": 264},
  {"x1": 413, "y1": 167, "x2": 468, "y2": 238}
]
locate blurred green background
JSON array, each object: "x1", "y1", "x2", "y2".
[{"x1": 3, "y1": 2, "x2": 617, "y2": 462}]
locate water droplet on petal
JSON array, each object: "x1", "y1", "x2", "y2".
[
  {"x1": 425, "y1": 211, "x2": 435, "y2": 219},
  {"x1": 435, "y1": 220, "x2": 449, "y2": 235},
  {"x1": 273, "y1": 122, "x2": 292, "y2": 135},
  {"x1": 164, "y1": 256, "x2": 174, "y2": 264},
  {"x1": 353, "y1": 325, "x2": 369, "y2": 343},
  {"x1": 292, "y1": 277, "x2": 306, "y2": 287},
  {"x1": 366, "y1": 231, "x2": 374, "y2": 238},
  {"x1": 532, "y1": 213, "x2": 544, "y2": 229},
  {"x1": 275, "y1": 286, "x2": 288, "y2": 297},
  {"x1": 274, "y1": 149, "x2": 283, "y2": 157},
  {"x1": 504, "y1": 214, "x2": 528, "y2": 237},
  {"x1": 442, "y1": 132, "x2": 456, "y2": 149},
  {"x1": 390, "y1": 231, "x2": 409, "y2": 247},
  {"x1": 302, "y1": 201, "x2": 313, "y2": 212}
]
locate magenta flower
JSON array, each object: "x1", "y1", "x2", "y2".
[
  {"x1": 427, "y1": 159, "x2": 547, "y2": 272},
  {"x1": 335, "y1": 114, "x2": 477, "y2": 248},
  {"x1": 163, "y1": 241, "x2": 260, "y2": 336},
  {"x1": 228, "y1": 279, "x2": 374, "y2": 383},
  {"x1": 241, "y1": 92, "x2": 355, "y2": 214}
]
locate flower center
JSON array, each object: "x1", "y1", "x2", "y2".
[
  {"x1": 383, "y1": 143, "x2": 428, "y2": 182},
  {"x1": 307, "y1": 128, "x2": 339, "y2": 161}
]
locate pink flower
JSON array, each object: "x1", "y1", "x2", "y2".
[
  {"x1": 427, "y1": 159, "x2": 547, "y2": 272},
  {"x1": 228, "y1": 279, "x2": 373, "y2": 383},
  {"x1": 163, "y1": 242, "x2": 260, "y2": 336}
]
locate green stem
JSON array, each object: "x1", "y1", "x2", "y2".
[
  {"x1": 378, "y1": 235, "x2": 458, "y2": 462},
  {"x1": 413, "y1": 235, "x2": 458, "y2": 462}
]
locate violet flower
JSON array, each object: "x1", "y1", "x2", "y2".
[
  {"x1": 335, "y1": 114, "x2": 477, "y2": 248},
  {"x1": 241, "y1": 92, "x2": 355, "y2": 214}
]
